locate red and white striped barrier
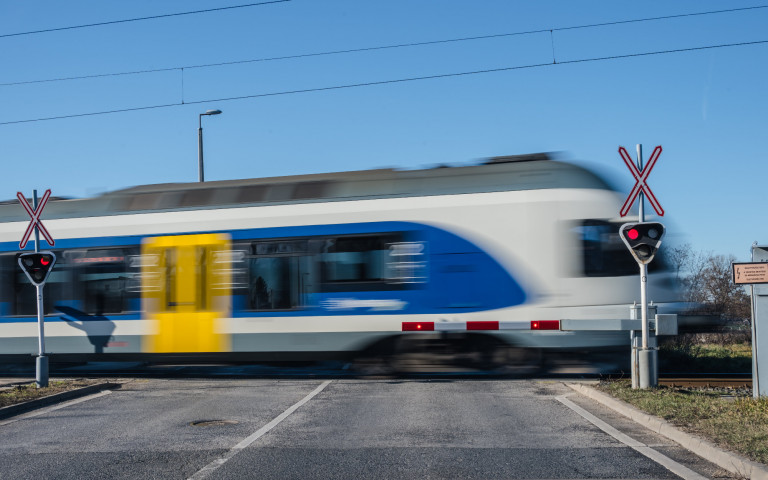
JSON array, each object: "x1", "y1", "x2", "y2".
[{"x1": 402, "y1": 320, "x2": 560, "y2": 332}]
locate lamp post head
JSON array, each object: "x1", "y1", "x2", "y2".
[{"x1": 199, "y1": 109, "x2": 222, "y2": 128}]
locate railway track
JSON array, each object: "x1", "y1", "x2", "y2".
[{"x1": 658, "y1": 376, "x2": 752, "y2": 389}]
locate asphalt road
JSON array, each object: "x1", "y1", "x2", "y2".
[{"x1": 0, "y1": 378, "x2": 733, "y2": 479}]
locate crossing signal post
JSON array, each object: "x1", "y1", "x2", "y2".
[
  {"x1": 18, "y1": 252, "x2": 57, "y2": 387},
  {"x1": 17, "y1": 190, "x2": 56, "y2": 388},
  {"x1": 620, "y1": 221, "x2": 666, "y2": 389},
  {"x1": 618, "y1": 144, "x2": 667, "y2": 389},
  {"x1": 18, "y1": 252, "x2": 57, "y2": 388}
]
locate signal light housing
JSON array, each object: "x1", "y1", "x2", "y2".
[
  {"x1": 619, "y1": 222, "x2": 665, "y2": 265},
  {"x1": 18, "y1": 251, "x2": 57, "y2": 286}
]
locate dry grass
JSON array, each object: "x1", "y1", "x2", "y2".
[
  {"x1": 602, "y1": 336, "x2": 766, "y2": 463},
  {"x1": 0, "y1": 379, "x2": 102, "y2": 408},
  {"x1": 597, "y1": 379, "x2": 768, "y2": 465}
]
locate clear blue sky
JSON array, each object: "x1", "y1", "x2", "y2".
[{"x1": 2, "y1": 1, "x2": 766, "y2": 260}]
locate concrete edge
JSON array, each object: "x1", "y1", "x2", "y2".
[
  {"x1": 567, "y1": 382, "x2": 768, "y2": 480},
  {"x1": 0, "y1": 382, "x2": 121, "y2": 420}
]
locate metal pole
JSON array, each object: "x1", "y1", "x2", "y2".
[
  {"x1": 636, "y1": 144, "x2": 658, "y2": 388},
  {"x1": 641, "y1": 264, "x2": 648, "y2": 349},
  {"x1": 636, "y1": 145, "x2": 648, "y2": 350},
  {"x1": 32, "y1": 189, "x2": 48, "y2": 388},
  {"x1": 198, "y1": 120, "x2": 205, "y2": 183},
  {"x1": 33, "y1": 190, "x2": 40, "y2": 253},
  {"x1": 35, "y1": 283, "x2": 48, "y2": 388},
  {"x1": 637, "y1": 145, "x2": 644, "y2": 223},
  {"x1": 197, "y1": 110, "x2": 221, "y2": 182},
  {"x1": 751, "y1": 282, "x2": 759, "y2": 398},
  {"x1": 751, "y1": 245, "x2": 761, "y2": 398},
  {"x1": 36, "y1": 285, "x2": 45, "y2": 356}
]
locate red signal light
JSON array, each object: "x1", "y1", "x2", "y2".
[
  {"x1": 620, "y1": 222, "x2": 665, "y2": 266},
  {"x1": 402, "y1": 322, "x2": 435, "y2": 331},
  {"x1": 531, "y1": 320, "x2": 559, "y2": 330},
  {"x1": 18, "y1": 252, "x2": 56, "y2": 286}
]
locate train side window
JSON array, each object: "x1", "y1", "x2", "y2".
[
  {"x1": 313, "y1": 233, "x2": 405, "y2": 292},
  {"x1": 247, "y1": 240, "x2": 311, "y2": 311},
  {"x1": 9, "y1": 251, "x2": 70, "y2": 316},
  {"x1": 243, "y1": 233, "x2": 417, "y2": 304},
  {"x1": 67, "y1": 248, "x2": 140, "y2": 314},
  {"x1": 0, "y1": 254, "x2": 17, "y2": 315},
  {"x1": 8, "y1": 252, "x2": 38, "y2": 316},
  {"x1": 388, "y1": 242, "x2": 428, "y2": 284}
]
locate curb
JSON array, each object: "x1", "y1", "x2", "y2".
[
  {"x1": 568, "y1": 382, "x2": 768, "y2": 480},
  {"x1": 0, "y1": 382, "x2": 121, "y2": 420}
]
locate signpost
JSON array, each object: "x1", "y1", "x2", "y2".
[
  {"x1": 733, "y1": 262, "x2": 768, "y2": 285},
  {"x1": 17, "y1": 189, "x2": 55, "y2": 388},
  {"x1": 732, "y1": 248, "x2": 768, "y2": 398},
  {"x1": 619, "y1": 145, "x2": 665, "y2": 389}
]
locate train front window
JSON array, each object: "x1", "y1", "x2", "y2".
[
  {"x1": 576, "y1": 220, "x2": 668, "y2": 276},
  {"x1": 577, "y1": 220, "x2": 638, "y2": 277}
]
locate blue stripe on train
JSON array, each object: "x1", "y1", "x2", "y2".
[{"x1": 0, "y1": 221, "x2": 529, "y2": 321}]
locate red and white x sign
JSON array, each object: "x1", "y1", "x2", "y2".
[
  {"x1": 619, "y1": 145, "x2": 664, "y2": 217},
  {"x1": 17, "y1": 189, "x2": 55, "y2": 249}
]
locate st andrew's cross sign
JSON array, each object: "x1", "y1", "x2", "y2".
[
  {"x1": 619, "y1": 145, "x2": 664, "y2": 217},
  {"x1": 17, "y1": 189, "x2": 55, "y2": 250}
]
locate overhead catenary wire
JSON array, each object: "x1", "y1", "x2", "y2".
[
  {"x1": 0, "y1": 0, "x2": 290, "y2": 39},
  {"x1": 1, "y1": 3, "x2": 766, "y2": 87},
  {"x1": 1, "y1": 37, "x2": 766, "y2": 126}
]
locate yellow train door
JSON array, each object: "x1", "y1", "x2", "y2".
[{"x1": 141, "y1": 233, "x2": 231, "y2": 353}]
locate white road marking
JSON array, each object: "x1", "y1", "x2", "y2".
[
  {"x1": 189, "y1": 380, "x2": 332, "y2": 480},
  {"x1": 556, "y1": 394, "x2": 708, "y2": 480},
  {"x1": 0, "y1": 390, "x2": 112, "y2": 427}
]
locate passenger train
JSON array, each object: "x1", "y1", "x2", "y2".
[{"x1": 0, "y1": 154, "x2": 684, "y2": 368}]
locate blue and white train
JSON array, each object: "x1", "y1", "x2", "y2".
[{"x1": 0, "y1": 154, "x2": 683, "y2": 366}]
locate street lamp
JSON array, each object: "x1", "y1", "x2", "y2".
[{"x1": 198, "y1": 109, "x2": 222, "y2": 182}]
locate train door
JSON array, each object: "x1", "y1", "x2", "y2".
[{"x1": 141, "y1": 233, "x2": 231, "y2": 353}]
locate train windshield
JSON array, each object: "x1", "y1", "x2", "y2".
[{"x1": 576, "y1": 220, "x2": 667, "y2": 277}]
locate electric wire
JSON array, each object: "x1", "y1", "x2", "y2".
[
  {"x1": 0, "y1": 0, "x2": 290, "y2": 39},
  {"x1": 1, "y1": 38, "x2": 766, "y2": 126},
  {"x1": 553, "y1": 4, "x2": 767, "y2": 31},
  {"x1": 2, "y1": 3, "x2": 765, "y2": 87}
]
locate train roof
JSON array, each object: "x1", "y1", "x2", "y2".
[{"x1": 1, "y1": 154, "x2": 617, "y2": 221}]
